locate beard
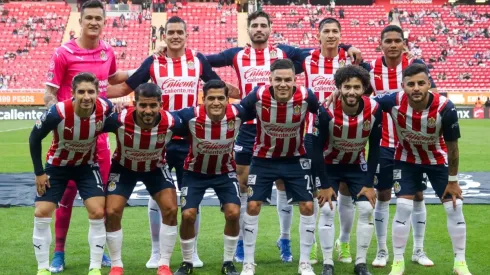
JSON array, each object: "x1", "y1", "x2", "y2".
[{"x1": 341, "y1": 94, "x2": 361, "y2": 107}]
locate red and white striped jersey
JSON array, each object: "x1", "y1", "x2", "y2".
[
  {"x1": 110, "y1": 108, "x2": 176, "y2": 172},
  {"x1": 321, "y1": 97, "x2": 381, "y2": 164},
  {"x1": 391, "y1": 92, "x2": 450, "y2": 165},
  {"x1": 369, "y1": 54, "x2": 411, "y2": 148},
  {"x1": 303, "y1": 48, "x2": 351, "y2": 134},
  {"x1": 240, "y1": 85, "x2": 318, "y2": 158},
  {"x1": 180, "y1": 105, "x2": 242, "y2": 174},
  {"x1": 46, "y1": 98, "x2": 111, "y2": 166}
]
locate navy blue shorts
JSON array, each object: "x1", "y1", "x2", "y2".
[
  {"x1": 166, "y1": 139, "x2": 189, "y2": 189},
  {"x1": 234, "y1": 124, "x2": 256, "y2": 166},
  {"x1": 35, "y1": 163, "x2": 105, "y2": 203},
  {"x1": 393, "y1": 161, "x2": 444, "y2": 198},
  {"x1": 106, "y1": 162, "x2": 175, "y2": 200},
  {"x1": 304, "y1": 134, "x2": 318, "y2": 193},
  {"x1": 375, "y1": 147, "x2": 396, "y2": 191},
  {"x1": 247, "y1": 157, "x2": 313, "y2": 204},
  {"x1": 180, "y1": 170, "x2": 240, "y2": 211},
  {"x1": 325, "y1": 164, "x2": 369, "y2": 202}
]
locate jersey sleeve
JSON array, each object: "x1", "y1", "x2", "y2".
[
  {"x1": 238, "y1": 87, "x2": 259, "y2": 112},
  {"x1": 412, "y1": 59, "x2": 437, "y2": 88},
  {"x1": 440, "y1": 101, "x2": 461, "y2": 142},
  {"x1": 278, "y1": 44, "x2": 307, "y2": 74},
  {"x1": 372, "y1": 92, "x2": 397, "y2": 113},
  {"x1": 233, "y1": 103, "x2": 257, "y2": 122},
  {"x1": 125, "y1": 56, "x2": 153, "y2": 90},
  {"x1": 45, "y1": 48, "x2": 67, "y2": 88},
  {"x1": 102, "y1": 111, "x2": 122, "y2": 133},
  {"x1": 196, "y1": 52, "x2": 221, "y2": 82},
  {"x1": 365, "y1": 105, "x2": 382, "y2": 188},
  {"x1": 205, "y1": 48, "x2": 242, "y2": 68},
  {"x1": 308, "y1": 106, "x2": 330, "y2": 189},
  {"x1": 169, "y1": 111, "x2": 190, "y2": 137},
  {"x1": 29, "y1": 105, "x2": 62, "y2": 176},
  {"x1": 306, "y1": 88, "x2": 320, "y2": 113}
]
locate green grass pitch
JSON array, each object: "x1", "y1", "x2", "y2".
[{"x1": 0, "y1": 120, "x2": 489, "y2": 274}]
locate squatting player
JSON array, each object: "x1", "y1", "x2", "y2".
[{"x1": 30, "y1": 73, "x2": 113, "y2": 275}]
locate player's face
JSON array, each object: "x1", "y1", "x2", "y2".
[
  {"x1": 164, "y1": 23, "x2": 187, "y2": 51},
  {"x1": 318, "y1": 23, "x2": 341, "y2": 49},
  {"x1": 270, "y1": 69, "x2": 296, "y2": 103},
  {"x1": 381, "y1": 31, "x2": 405, "y2": 59},
  {"x1": 79, "y1": 8, "x2": 105, "y2": 38},
  {"x1": 339, "y1": 77, "x2": 364, "y2": 108},
  {"x1": 72, "y1": 82, "x2": 98, "y2": 111},
  {"x1": 204, "y1": 88, "x2": 228, "y2": 119},
  {"x1": 402, "y1": 72, "x2": 431, "y2": 103},
  {"x1": 248, "y1": 17, "x2": 271, "y2": 44},
  {"x1": 135, "y1": 96, "x2": 161, "y2": 126}
]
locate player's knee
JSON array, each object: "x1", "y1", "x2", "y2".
[
  {"x1": 246, "y1": 201, "x2": 262, "y2": 215},
  {"x1": 106, "y1": 205, "x2": 123, "y2": 220},
  {"x1": 34, "y1": 206, "x2": 54, "y2": 218},
  {"x1": 377, "y1": 188, "x2": 392, "y2": 201},
  {"x1": 88, "y1": 207, "x2": 105, "y2": 220},
  {"x1": 161, "y1": 203, "x2": 178, "y2": 218},
  {"x1": 299, "y1": 201, "x2": 314, "y2": 216},
  {"x1": 319, "y1": 204, "x2": 335, "y2": 218},
  {"x1": 224, "y1": 205, "x2": 240, "y2": 222},
  {"x1": 181, "y1": 209, "x2": 197, "y2": 224}
]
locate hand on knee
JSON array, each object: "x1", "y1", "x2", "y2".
[{"x1": 320, "y1": 202, "x2": 336, "y2": 219}]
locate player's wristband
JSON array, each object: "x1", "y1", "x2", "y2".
[
  {"x1": 127, "y1": 69, "x2": 137, "y2": 77},
  {"x1": 448, "y1": 175, "x2": 458, "y2": 182}
]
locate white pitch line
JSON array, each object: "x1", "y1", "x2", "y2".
[{"x1": 0, "y1": 127, "x2": 31, "y2": 133}]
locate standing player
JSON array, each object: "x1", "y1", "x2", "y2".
[
  {"x1": 308, "y1": 65, "x2": 381, "y2": 275},
  {"x1": 173, "y1": 80, "x2": 253, "y2": 275},
  {"x1": 238, "y1": 59, "x2": 319, "y2": 275},
  {"x1": 106, "y1": 16, "x2": 225, "y2": 269},
  {"x1": 43, "y1": 1, "x2": 132, "y2": 272},
  {"x1": 368, "y1": 25, "x2": 436, "y2": 268},
  {"x1": 371, "y1": 64, "x2": 470, "y2": 275},
  {"x1": 29, "y1": 73, "x2": 113, "y2": 275},
  {"x1": 206, "y1": 11, "x2": 360, "y2": 263}
]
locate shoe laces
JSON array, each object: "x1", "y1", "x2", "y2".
[
  {"x1": 243, "y1": 263, "x2": 256, "y2": 271},
  {"x1": 280, "y1": 240, "x2": 292, "y2": 256},
  {"x1": 300, "y1": 262, "x2": 313, "y2": 271},
  {"x1": 415, "y1": 249, "x2": 428, "y2": 259},
  {"x1": 376, "y1": 250, "x2": 387, "y2": 259},
  {"x1": 339, "y1": 243, "x2": 350, "y2": 258}
]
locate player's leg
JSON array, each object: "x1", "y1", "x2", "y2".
[
  {"x1": 281, "y1": 158, "x2": 315, "y2": 275},
  {"x1": 76, "y1": 164, "x2": 107, "y2": 275},
  {"x1": 174, "y1": 171, "x2": 206, "y2": 275},
  {"x1": 411, "y1": 173, "x2": 433, "y2": 266},
  {"x1": 389, "y1": 161, "x2": 421, "y2": 275},
  {"x1": 336, "y1": 180, "x2": 355, "y2": 264},
  {"x1": 275, "y1": 179, "x2": 294, "y2": 263},
  {"x1": 304, "y1": 135, "x2": 318, "y2": 265},
  {"x1": 425, "y1": 165, "x2": 470, "y2": 275},
  {"x1": 35, "y1": 165, "x2": 69, "y2": 275},
  {"x1": 241, "y1": 158, "x2": 276, "y2": 275}
]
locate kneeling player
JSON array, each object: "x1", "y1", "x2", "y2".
[
  {"x1": 173, "y1": 80, "x2": 252, "y2": 275},
  {"x1": 309, "y1": 65, "x2": 381, "y2": 275},
  {"x1": 103, "y1": 83, "x2": 182, "y2": 275},
  {"x1": 29, "y1": 73, "x2": 113, "y2": 275}
]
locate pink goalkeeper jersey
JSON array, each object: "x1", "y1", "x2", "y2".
[{"x1": 45, "y1": 39, "x2": 117, "y2": 101}]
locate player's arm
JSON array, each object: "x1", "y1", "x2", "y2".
[
  {"x1": 107, "y1": 56, "x2": 153, "y2": 99},
  {"x1": 44, "y1": 85, "x2": 59, "y2": 108},
  {"x1": 169, "y1": 109, "x2": 192, "y2": 138},
  {"x1": 372, "y1": 92, "x2": 397, "y2": 113},
  {"x1": 196, "y1": 53, "x2": 240, "y2": 100},
  {"x1": 306, "y1": 88, "x2": 321, "y2": 113},
  {"x1": 233, "y1": 102, "x2": 257, "y2": 122},
  {"x1": 102, "y1": 111, "x2": 123, "y2": 133},
  {"x1": 205, "y1": 48, "x2": 241, "y2": 68},
  {"x1": 238, "y1": 87, "x2": 259, "y2": 113},
  {"x1": 365, "y1": 106, "x2": 382, "y2": 188}
]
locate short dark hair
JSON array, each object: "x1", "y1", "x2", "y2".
[
  {"x1": 402, "y1": 63, "x2": 428, "y2": 79},
  {"x1": 81, "y1": 0, "x2": 105, "y2": 17},
  {"x1": 247, "y1": 11, "x2": 271, "y2": 27},
  {"x1": 381, "y1": 25, "x2": 404, "y2": 41},
  {"x1": 165, "y1": 16, "x2": 187, "y2": 32},
  {"x1": 270, "y1": 59, "x2": 295, "y2": 74},
  {"x1": 203, "y1": 80, "x2": 229, "y2": 97},
  {"x1": 318, "y1": 17, "x2": 341, "y2": 32},
  {"x1": 72, "y1": 72, "x2": 99, "y2": 93},
  {"x1": 334, "y1": 65, "x2": 370, "y2": 90},
  {"x1": 134, "y1": 83, "x2": 162, "y2": 102}
]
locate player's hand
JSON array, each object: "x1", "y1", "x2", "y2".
[
  {"x1": 154, "y1": 45, "x2": 167, "y2": 56},
  {"x1": 347, "y1": 46, "x2": 363, "y2": 65},
  {"x1": 317, "y1": 187, "x2": 337, "y2": 210},
  {"x1": 321, "y1": 90, "x2": 340, "y2": 107},
  {"x1": 35, "y1": 174, "x2": 50, "y2": 196},
  {"x1": 442, "y1": 181, "x2": 463, "y2": 209},
  {"x1": 114, "y1": 102, "x2": 130, "y2": 113},
  {"x1": 357, "y1": 187, "x2": 376, "y2": 208}
]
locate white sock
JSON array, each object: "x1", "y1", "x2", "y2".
[
  {"x1": 88, "y1": 219, "x2": 106, "y2": 269},
  {"x1": 180, "y1": 237, "x2": 195, "y2": 263},
  {"x1": 33, "y1": 217, "x2": 52, "y2": 270},
  {"x1": 194, "y1": 205, "x2": 201, "y2": 257},
  {"x1": 148, "y1": 198, "x2": 161, "y2": 255},
  {"x1": 338, "y1": 193, "x2": 355, "y2": 243},
  {"x1": 318, "y1": 203, "x2": 336, "y2": 265},
  {"x1": 239, "y1": 192, "x2": 248, "y2": 241},
  {"x1": 299, "y1": 214, "x2": 316, "y2": 263},
  {"x1": 277, "y1": 189, "x2": 293, "y2": 240},
  {"x1": 158, "y1": 224, "x2": 177, "y2": 266},
  {"x1": 444, "y1": 200, "x2": 466, "y2": 262},
  {"x1": 224, "y1": 235, "x2": 239, "y2": 262},
  {"x1": 374, "y1": 200, "x2": 390, "y2": 251},
  {"x1": 392, "y1": 198, "x2": 413, "y2": 261},
  {"x1": 106, "y1": 230, "x2": 123, "y2": 267},
  {"x1": 313, "y1": 197, "x2": 319, "y2": 244},
  {"x1": 243, "y1": 213, "x2": 259, "y2": 264},
  {"x1": 356, "y1": 201, "x2": 375, "y2": 265},
  {"x1": 412, "y1": 200, "x2": 427, "y2": 251}
]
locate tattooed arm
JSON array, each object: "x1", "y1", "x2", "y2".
[
  {"x1": 446, "y1": 141, "x2": 459, "y2": 177},
  {"x1": 44, "y1": 85, "x2": 58, "y2": 108}
]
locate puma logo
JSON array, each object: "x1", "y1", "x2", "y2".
[
  {"x1": 374, "y1": 75, "x2": 382, "y2": 80},
  {"x1": 369, "y1": 222, "x2": 374, "y2": 225},
  {"x1": 334, "y1": 124, "x2": 343, "y2": 130},
  {"x1": 398, "y1": 113, "x2": 406, "y2": 119},
  {"x1": 150, "y1": 208, "x2": 159, "y2": 212},
  {"x1": 417, "y1": 221, "x2": 426, "y2": 224},
  {"x1": 64, "y1": 126, "x2": 73, "y2": 133},
  {"x1": 281, "y1": 209, "x2": 291, "y2": 214},
  {"x1": 306, "y1": 229, "x2": 315, "y2": 234},
  {"x1": 75, "y1": 56, "x2": 83, "y2": 60},
  {"x1": 58, "y1": 203, "x2": 69, "y2": 208},
  {"x1": 245, "y1": 228, "x2": 254, "y2": 234},
  {"x1": 310, "y1": 59, "x2": 318, "y2": 65},
  {"x1": 159, "y1": 63, "x2": 167, "y2": 68},
  {"x1": 96, "y1": 244, "x2": 104, "y2": 249},
  {"x1": 262, "y1": 106, "x2": 270, "y2": 113},
  {"x1": 457, "y1": 222, "x2": 466, "y2": 225},
  {"x1": 97, "y1": 183, "x2": 104, "y2": 192},
  {"x1": 125, "y1": 132, "x2": 133, "y2": 139},
  {"x1": 375, "y1": 218, "x2": 384, "y2": 223},
  {"x1": 33, "y1": 244, "x2": 42, "y2": 250},
  {"x1": 195, "y1": 123, "x2": 204, "y2": 129},
  {"x1": 395, "y1": 220, "x2": 406, "y2": 225},
  {"x1": 324, "y1": 224, "x2": 332, "y2": 227}
]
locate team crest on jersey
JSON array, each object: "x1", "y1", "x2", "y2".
[
  {"x1": 157, "y1": 134, "x2": 165, "y2": 143},
  {"x1": 247, "y1": 186, "x2": 254, "y2": 198},
  {"x1": 227, "y1": 120, "x2": 235, "y2": 131},
  {"x1": 363, "y1": 120, "x2": 371, "y2": 131},
  {"x1": 427, "y1": 117, "x2": 436, "y2": 128},
  {"x1": 47, "y1": 72, "x2": 54, "y2": 81},
  {"x1": 293, "y1": 105, "x2": 301, "y2": 116},
  {"x1": 339, "y1": 60, "x2": 346, "y2": 68},
  {"x1": 393, "y1": 181, "x2": 401, "y2": 193},
  {"x1": 187, "y1": 61, "x2": 195, "y2": 70},
  {"x1": 100, "y1": 50, "x2": 107, "y2": 61},
  {"x1": 96, "y1": 121, "x2": 103, "y2": 132},
  {"x1": 108, "y1": 181, "x2": 116, "y2": 192},
  {"x1": 270, "y1": 50, "x2": 277, "y2": 58}
]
